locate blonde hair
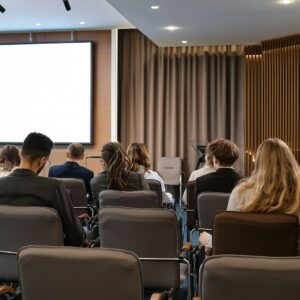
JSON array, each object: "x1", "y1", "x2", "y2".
[
  {"x1": 127, "y1": 143, "x2": 150, "y2": 173},
  {"x1": 237, "y1": 138, "x2": 300, "y2": 215}
]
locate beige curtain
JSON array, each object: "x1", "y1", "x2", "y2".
[{"x1": 118, "y1": 29, "x2": 244, "y2": 177}]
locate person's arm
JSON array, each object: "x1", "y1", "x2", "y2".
[
  {"x1": 140, "y1": 175, "x2": 150, "y2": 190},
  {"x1": 227, "y1": 187, "x2": 240, "y2": 211},
  {"x1": 54, "y1": 181, "x2": 86, "y2": 246}
]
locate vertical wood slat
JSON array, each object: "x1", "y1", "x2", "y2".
[{"x1": 244, "y1": 34, "x2": 300, "y2": 176}]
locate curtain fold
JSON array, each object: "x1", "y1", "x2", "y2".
[{"x1": 118, "y1": 29, "x2": 244, "y2": 176}]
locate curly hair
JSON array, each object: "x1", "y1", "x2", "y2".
[
  {"x1": 101, "y1": 142, "x2": 132, "y2": 190},
  {"x1": 127, "y1": 143, "x2": 151, "y2": 173},
  {"x1": 0, "y1": 145, "x2": 21, "y2": 171}
]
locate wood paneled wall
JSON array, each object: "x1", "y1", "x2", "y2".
[
  {"x1": 245, "y1": 34, "x2": 300, "y2": 176},
  {"x1": 0, "y1": 30, "x2": 111, "y2": 176}
]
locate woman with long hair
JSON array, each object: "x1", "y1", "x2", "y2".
[
  {"x1": 90, "y1": 142, "x2": 148, "y2": 205},
  {"x1": 0, "y1": 145, "x2": 21, "y2": 177},
  {"x1": 200, "y1": 138, "x2": 300, "y2": 248}
]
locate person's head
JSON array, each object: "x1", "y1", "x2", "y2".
[
  {"x1": 127, "y1": 143, "x2": 151, "y2": 173},
  {"x1": 238, "y1": 138, "x2": 300, "y2": 215},
  {"x1": 0, "y1": 145, "x2": 21, "y2": 171},
  {"x1": 207, "y1": 138, "x2": 239, "y2": 168},
  {"x1": 66, "y1": 143, "x2": 84, "y2": 161},
  {"x1": 100, "y1": 142, "x2": 132, "y2": 190},
  {"x1": 21, "y1": 132, "x2": 53, "y2": 174}
]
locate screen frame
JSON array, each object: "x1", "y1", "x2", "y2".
[{"x1": 0, "y1": 40, "x2": 94, "y2": 146}]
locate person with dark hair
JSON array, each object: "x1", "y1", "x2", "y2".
[
  {"x1": 195, "y1": 138, "x2": 242, "y2": 199},
  {"x1": 90, "y1": 142, "x2": 149, "y2": 206},
  {"x1": 48, "y1": 143, "x2": 94, "y2": 201},
  {"x1": 0, "y1": 145, "x2": 21, "y2": 177},
  {"x1": 0, "y1": 132, "x2": 86, "y2": 246}
]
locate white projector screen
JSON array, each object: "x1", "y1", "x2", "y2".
[{"x1": 0, "y1": 41, "x2": 93, "y2": 144}]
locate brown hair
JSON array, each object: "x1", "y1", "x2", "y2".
[
  {"x1": 0, "y1": 145, "x2": 21, "y2": 171},
  {"x1": 237, "y1": 138, "x2": 300, "y2": 215},
  {"x1": 208, "y1": 138, "x2": 239, "y2": 167},
  {"x1": 127, "y1": 143, "x2": 151, "y2": 173},
  {"x1": 67, "y1": 143, "x2": 84, "y2": 160},
  {"x1": 101, "y1": 142, "x2": 132, "y2": 190}
]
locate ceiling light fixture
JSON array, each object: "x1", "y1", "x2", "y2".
[
  {"x1": 79, "y1": 21, "x2": 85, "y2": 25},
  {"x1": 35, "y1": 23, "x2": 42, "y2": 26},
  {"x1": 278, "y1": 0, "x2": 295, "y2": 4},
  {"x1": 63, "y1": 0, "x2": 71, "y2": 11},
  {"x1": 181, "y1": 40, "x2": 188, "y2": 44},
  {"x1": 0, "y1": 4, "x2": 5, "y2": 13},
  {"x1": 151, "y1": 5, "x2": 159, "y2": 9},
  {"x1": 165, "y1": 26, "x2": 179, "y2": 31}
]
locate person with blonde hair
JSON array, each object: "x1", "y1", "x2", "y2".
[
  {"x1": 0, "y1": 145, "x2": 21, "y2": 177},
  {"x1": 200, "y1": 138, "x2": 300, "y2": 249}
]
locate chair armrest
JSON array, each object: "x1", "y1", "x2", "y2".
[
  {"x1": 150, "y1": 293, "x2": 168, "y2": 300},
  {"x1": 0, "y1": 285, "x2": 15, "y2": 296}
]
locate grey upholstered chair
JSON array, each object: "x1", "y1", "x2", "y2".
[
  {"x1": 146, "y1": 179, "x2": 163, "y2": 207},
  {"x1": 212, "y1": 211, "x2": 299, "y2": 256},
  {"x1": 99, "y1": 190, "x2": 159, "y2": 209},
  {"x1": 18, "y1": 246, "x2": 143, "y2": 300},
  {"x1": 195, "y1": 255, "x2": 300, "y2": 300},
  {"x1": 157, "y1": 157, "x2": 183, "y2": 205},
  {"x1": 99, "y1": 207, "x2": 191, "y2": 300},
  {"x1": 0, "y1": 205, "x2": 64, "y2": 284},
  {"x1": 57, "y1": 178, "x2": 94, "y2": 217}
]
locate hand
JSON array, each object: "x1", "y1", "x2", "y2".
[{"x1": 199, "y1": 231, "x2": 210, "y2": 245}]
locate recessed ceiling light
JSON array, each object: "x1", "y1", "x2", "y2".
[
  {"x1": 181, "y1": 40, "x2": 188, "y2": 44},
  {"x1": 151, "y1": 5, "x2": 159, "y2": 9},
  {"x1": 35, "y1": 23, "x2": 42, "y2": 26},
  {"x1": 278, "y1": 0, "x2": 295, "y2": 4},
  {"x1": 79, "y1": 21, "x2": 85, "y2": 25},
  {"x1": 165, "y1": 26, "x2": 179, "y2": 31}
]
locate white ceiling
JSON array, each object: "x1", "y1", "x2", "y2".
[
  {"x1": 107, "y1": 0, "x2": 300, "y2": 46},
  {"x1": 0, "y1": 0, "x2": 132, "y2": 32},
  {"x1": 0, "y1": 0, "x2": 300, "y2": 46}
]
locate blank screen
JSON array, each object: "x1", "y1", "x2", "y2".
[{"x1": 0, "y1": 42, "x2": 93, "y2": 144}]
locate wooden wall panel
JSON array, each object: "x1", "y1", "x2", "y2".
[
  {"x1": 0, "y1": 30, "x2": 111, "y2": 176},
  {"x1": 244, "y1": 34, "x2": 300, "y2": 176}
]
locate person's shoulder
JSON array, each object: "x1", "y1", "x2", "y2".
[
  {"x1": 78, "y1": 165, "x2": 94, "y2": 176},
  {"x1": 48, "y1": 164, "x2": 63, "y2": 175},
  {"x1": 196, "y1": 171, "x2": 216, "y2": 183},
  {"x1": 190, "y1": 167, "x2": 215, "y2": 181},
  {"x1": 91, "y1": 171, "x2": 106, "y2": 183}
]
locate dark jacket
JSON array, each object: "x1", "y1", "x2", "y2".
[
  {"x1": 49, "y1": 161, "x2": 94, "y2": 201},
  {"x1": 0, "y1": 168, "x2": 85, "y2": 246},
  {"x1": 90, "y1": 170, "x2": 149, "y2": 207}
]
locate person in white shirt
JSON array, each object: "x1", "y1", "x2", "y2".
[
  {"x1": 199, "y1": 138, "x2": 300, "y2": 251},
  {"x1": 127, "y1": 143, "x2": 174, "y2": 204},
  {"x1": 182, "y1": 143, "x2": 216, "y2": 205},
  {"x1": 0, "y1": 145, "x2": 20, "y2": 177}
]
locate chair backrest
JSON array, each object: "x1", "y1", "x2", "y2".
[
  {"x1": 157, "y1": 157, "x2": 182, "y2": 185},
  {"x1": 186, "y1": 180, "x2": 196, "y2": 230},
  {"x1": 197, "y1": 192, "x2": 230, "y2": 230},
  {"x1": 146, "y1": 179, "x2": 163, "y2": 207},
  {"x1": 0, "y1": 205, "x2": 64, "y2": 281},
  {"x1": 200, "y1": 255, "x2": 300, "y2": 300},
  {"x1": 99, "y1": 207, "x2": 180, "y2": 289},
  {"x1": 18, "y1": 246, "x2": 143, "y2": 300},
  {"x1": 213, "y1": 211, "x2": 299, "y2": 256},
  {"x1": 99, "y1": 190, "x2": 159, "y2": 209}
]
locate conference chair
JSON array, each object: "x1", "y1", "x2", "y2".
[
  {"x1": 99, "y1": 190, "x2": 160, "y2": 209},
  {"x1": 157, "y1": 157, "x2": 183, "y2": 206},
  {"x1": 212, "y1": 211, "x2": 299, "y2": 256},
  {"x1": 0, "y1": 206, "x2": 64, "y2": 297},
  {"x1": 194, "y1": 255, "x2": 300, "y2": 300},
  {"x1": 99, "y1": 207, "x2": 193, "y2": 300},
  {"x1": 146, "y1": 179, "x2": 163, "y2": 207},
  {"x1": 18, "y1": 246, "x2": 143, "y2": 300},
  {"x1": 57, "y1": 178, "x2": 94, "y2": 217}
]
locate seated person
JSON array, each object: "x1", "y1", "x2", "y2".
[
  {"x1": 195, "y1": 138, "x2": 242, "y2": 201},
  {"x1": 0, "y1": 145, "x2": 21, "y2": 177},
  {"x1": 90, "y1": 142, "x2": 149, "y2": 206},
  {"x1": 182, "y1": 143, "x2": 216, "y2": 205},
  {"x1": 127, "y1": 142, "x2": 174, "y2": 205},
  {"x1": 200, "y1": 138, "x2": 300, "y2": 250},
  {"x1": 0, "y1": 132, "x2": 86, "y2": 246},
  {"x1": 48, "y1": 143, "x2": 94, "y2": 201}
]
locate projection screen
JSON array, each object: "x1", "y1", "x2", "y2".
[{"x1": 0, "y1": 41, "x2": 93, "y2": 144}]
